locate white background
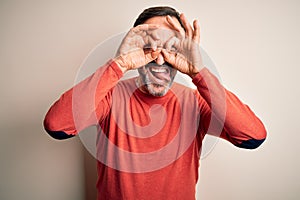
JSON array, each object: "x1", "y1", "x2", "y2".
[{"x1": 0, "y1": 0, "x2": 299, "y2": 199}]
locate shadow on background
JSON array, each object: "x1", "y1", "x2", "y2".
[{"x1": 83, "y1": 145, "x2": 97, "y2": 200}]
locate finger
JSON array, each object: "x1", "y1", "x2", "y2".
[
  {"x1": 180, "y1": 13, "x2": 193, "y2": 38},
  {"x1": 193, "y1": 20, "x2": 200, "y2": 44},
  {"x1": 149, "y1": 29, "x2": 160, "y2": 41},
  {"x1": 146, "y1": 35, "x2": 157, "y2": 51},
  {"x1": 161, "y1": 49, "x2": 177, "y2": 67},
  {"x1": 134, "y1": 24, "x2": 160, "y2": 32},
  {"x1": 137, "y1": 37, "x2": 146, "y2": 50},
  {"x1": 166, "y1": 15, "x2": 185, "y2": 38},
  {"x1": 129, "y1": 24, "x2": 160, "y2": 37},
  {"x1": 165, "y1": 36, "x2": 180, "y2": 52},
  {"x1": 131, "y1": 25, "x2": 161, "y2": 45},
  {"x1": 147, "y1": 30, "x2": 162, "y2": 49},
  {"x1": 161, "y1": 49, "x2": 171, "y2": 63},
  {"x1": 144, "y1": 49, "x2": 161, "y2": 63}
]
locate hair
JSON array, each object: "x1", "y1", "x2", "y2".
[{"x1": 133, "y1": 6, "x2": 185, "y2": 29}]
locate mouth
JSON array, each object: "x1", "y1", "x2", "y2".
[
  {"x1": 138, "y1": 62, "x2": 177, "y2": 96},
  {"x1": 147, "y1": 64, "x2": 171, "y2": 85}
]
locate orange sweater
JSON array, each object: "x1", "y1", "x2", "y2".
[{"x1": 44, "y1": 60, "x2": 266, "y2": 199}]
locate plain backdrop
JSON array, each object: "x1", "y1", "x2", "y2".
[{"x1": 0, "y1": 0, "x2": 299, "y2": 199}]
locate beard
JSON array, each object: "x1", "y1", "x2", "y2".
[{"x1": 137, "y1": 61, "x2": 177, "y2": 97}]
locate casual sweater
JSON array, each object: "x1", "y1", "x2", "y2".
[{"x1": 44, "y1": 60, "x2": 266, "y2": 199}]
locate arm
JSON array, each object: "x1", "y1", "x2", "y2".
[
  {"x1": 44, "y1": 24, "x2": 161, "y2": 140},
  {"x1": 43, "y1": 60, "x2": 123, "y2": 139},
  {"x1": 162, "y1": 14, "x2": 266, "y2": 149},
  {"x1": 193, "y1": 68, "x2": 266, "y2": 149}
]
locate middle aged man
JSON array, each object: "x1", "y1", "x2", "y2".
[{"x1": 44, "y1": 6, "x2": 267, "y2": 200}]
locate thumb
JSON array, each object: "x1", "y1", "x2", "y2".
[{"x1": 161, "y1": 49, "x2": 176, "y2": 66}]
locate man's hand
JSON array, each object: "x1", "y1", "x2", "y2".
[
  {"x1": 114, "y1": 24, "x2": 161, "y2": 73},
  {"x1": 162, "y1": 14, "x2": 204, "y2": 78}
]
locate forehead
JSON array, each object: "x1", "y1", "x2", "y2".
[
  {"x1": 143, "y1": 16, "x2": 181, "y2": 29},
  {"x1": 143, "y1": 16, "x2": 180, "y2": 43}
]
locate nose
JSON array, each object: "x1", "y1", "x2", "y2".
[{"x1": 155, "y1": 53, "x2": 165, "y2": 65}]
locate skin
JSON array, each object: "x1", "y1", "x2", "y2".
[{"x1": 114, "y1": 13, "x2": 203, "y2": 96}]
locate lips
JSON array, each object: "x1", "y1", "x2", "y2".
[{"x1": 148, "y1": 66, "x2": 171, "y2": 83}]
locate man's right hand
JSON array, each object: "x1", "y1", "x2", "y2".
[{"x1": 114, "y1": 24, "x2": 162, "y2": 73}]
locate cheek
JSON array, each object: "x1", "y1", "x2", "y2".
[
  {"x1": 170, "y1": 69, "x2": 177, "y2": 78},
  {"x1": 138, "y1": 66, "x2": 148, "y2": 76}
]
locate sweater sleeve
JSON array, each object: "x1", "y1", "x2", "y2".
[
  {"x1": 193, "y1": 67, "x2": 267, "y2": 149},
  {"x1": 43, "y1": 60, "x2": 123, "y2": 139}
]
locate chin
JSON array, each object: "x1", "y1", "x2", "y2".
[{"x1": 146, "y1": 83, "x2": 170, "y2": 97}]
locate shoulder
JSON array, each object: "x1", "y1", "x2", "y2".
[
  {"x1": 171, "y1": 82, "x2": 204, "y2": 105},
  {"x1": 171, "y1": 82, "x2": 198, "y2": 96},
  {"x1": 116, "y1": 77, "x2": 137, "y2": 89},
  {"x1": 111, "y1": 77, "x2": 138, "y2": 97}
]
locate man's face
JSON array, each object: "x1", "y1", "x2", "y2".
[{"x1": 137, "y1": 16, "x2": 180, "y2": 97}]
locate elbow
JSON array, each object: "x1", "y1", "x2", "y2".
[
  {"x1": 236, "y1": 128, "x2": 267, "y2": 149},
  {"x1": 43, "y1": 118, "x2": 75, "y2": 140},
  {"x1": 236, "y1": 138, "x2": 266, "y2": 149},
  {"x1": 45, "y1": 129, "x2": 75, "y2": 140}
]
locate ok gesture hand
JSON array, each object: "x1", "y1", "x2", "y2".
[
  {"x1": 114, "y1": 24, "x2": 161, "y2": 73},
  {"x1": 162, "y1": 14, "x2": 204, "y2": 78}
]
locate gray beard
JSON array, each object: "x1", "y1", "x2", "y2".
[{"x1": 136, "y1": 73, "x2": 175, "y2": 97}]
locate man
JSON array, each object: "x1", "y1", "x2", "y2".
[{"x1": 44, "y1": 6, "x2": 267, "y2": 200}]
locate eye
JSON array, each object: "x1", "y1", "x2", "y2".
[
  {"x1": 143, "y1": 44, "x2": 151, "y2": 49},
  {"x1": 170, "y1": 45, "x2": 177, "y2": 52},
  {"x1": 143, "y1": 44, "x2": 152, "y2": 53}
]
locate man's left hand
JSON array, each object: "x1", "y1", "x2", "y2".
[{"x1": 162, "y1": 14, "x2": 204, "y2": 78}]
